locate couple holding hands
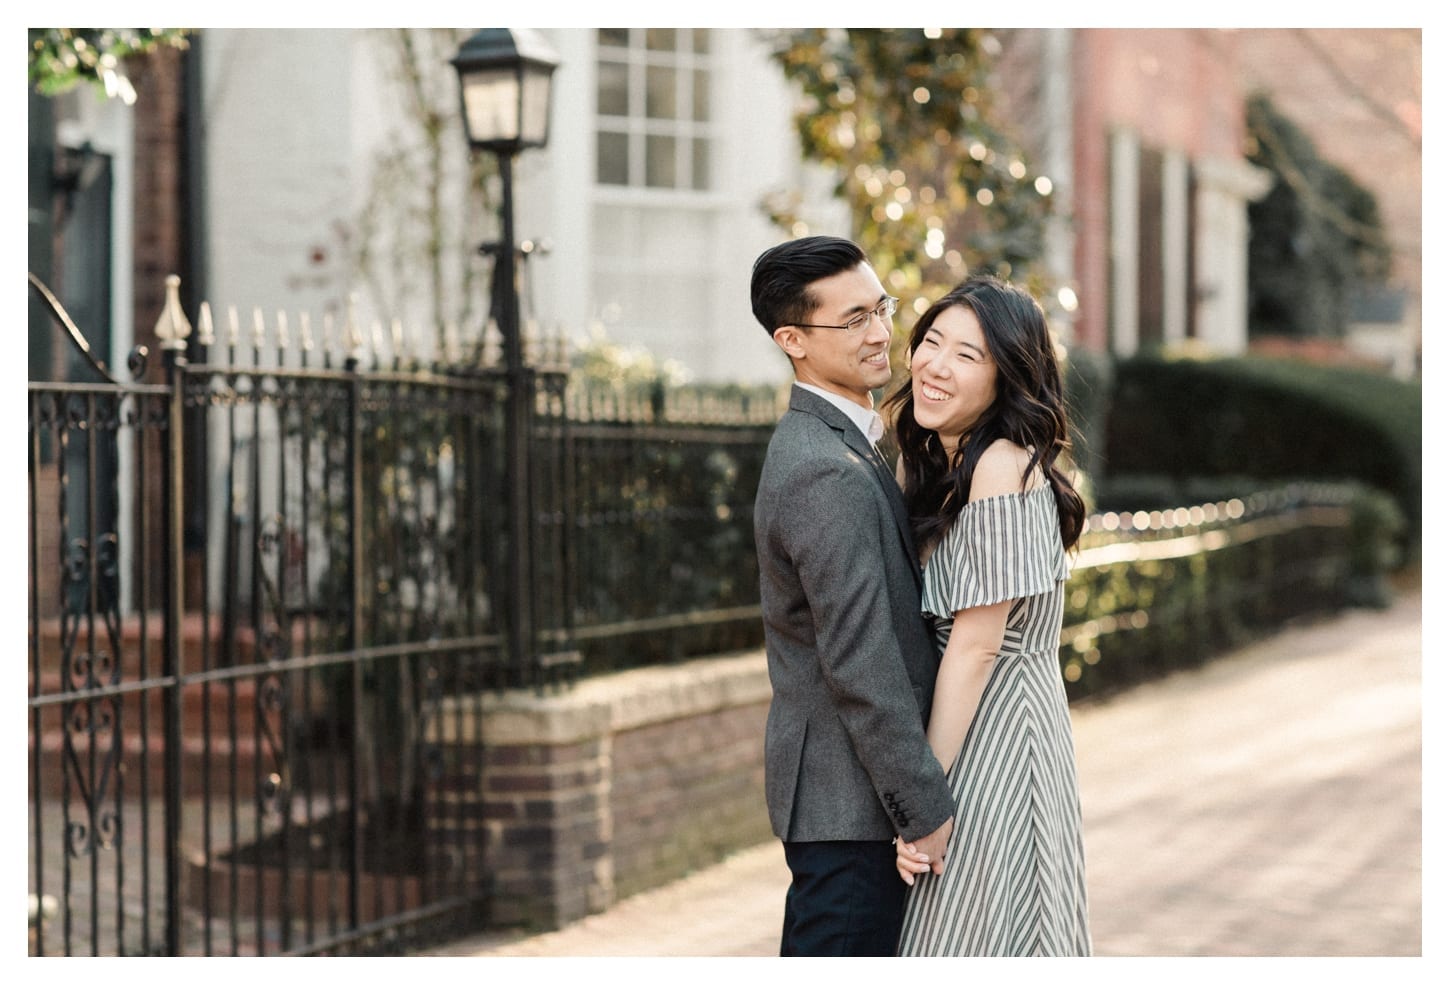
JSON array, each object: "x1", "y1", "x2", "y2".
[{"x1": 751, "y1": 236, "x2": 1091, "y2": 957}]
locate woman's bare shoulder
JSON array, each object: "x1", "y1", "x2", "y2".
[{"x1": 967, "y1": 439, "x2": 1040, "y2": 501}]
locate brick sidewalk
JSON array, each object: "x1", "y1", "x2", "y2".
[{"x1": 424, "y1": 588, "x2": 1423, "y2": 958}]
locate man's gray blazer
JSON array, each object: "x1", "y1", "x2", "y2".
[{"x1": 755, "y1": 386, "x2": 954, "y2": 844}]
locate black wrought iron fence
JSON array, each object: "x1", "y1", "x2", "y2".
[{"x1": 547, "y1": 384, "x2": 779, "y2": 672}]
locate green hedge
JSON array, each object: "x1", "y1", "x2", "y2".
[
  {"x1": 1063, "y1": 345, "x2": 1115, "y2": 497},
  {"x1": 1103, "y1": 353, "x2": 1420, "y2": 558}
]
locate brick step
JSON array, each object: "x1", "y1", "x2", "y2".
[
  {"x1": 183, "y1": 856, "x2": 423, "y2": 925},
  {"x1": 29, "y1": 730, "x2": 267, "y2": 799}
]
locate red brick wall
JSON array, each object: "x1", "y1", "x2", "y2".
[
  {"x1": 608, "y1": 703, "x2": 770, "y2": 900},
  {"x1": 1235, "y1": 29, "x2": 1421, "y2": 303},
  {"x1": 1077, "y1": 30, "x2": 1244, "y2": 161},
  {"x1": 993, "y1": 28, "x2": 1420, "y2": 355},
  {"x1": 431, "y1": 654, "x2": 773, "y2": 932},
  {"x1": 1071, "y1": 31, "x2": 1113, "y2": 354},
  {"x1": 1072, "y1": 30, "x2": 1249, "y2": 354}
]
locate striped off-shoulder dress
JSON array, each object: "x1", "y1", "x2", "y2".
[{"x1": 897, "y1": 484, "x2": 1092, "y2": 956}]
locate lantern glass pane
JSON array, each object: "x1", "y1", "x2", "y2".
[
  {"x1": 461, "y1": 69, "x2": 520, "y2": 144},
  {"x1": 521, "y1": 64, "x2": 553, "y2": 145}
]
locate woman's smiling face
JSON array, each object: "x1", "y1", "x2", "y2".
[{"x1": 910, "y1": 304, "x2": 998, "y2": 452}]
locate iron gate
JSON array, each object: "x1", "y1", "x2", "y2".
[{"x1": 27, "y1": 274, "x2": 577, "y2": 955}]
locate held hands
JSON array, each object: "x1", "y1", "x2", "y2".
[{"x1": 895, "y1": 817, "x2": 953, "y2": 886}]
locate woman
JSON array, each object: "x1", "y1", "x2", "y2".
[{"x1": 885, "y1": 275, "x2": 1091, "y2": 956}]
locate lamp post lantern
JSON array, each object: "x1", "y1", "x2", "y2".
[
  {"x1": 452, "y1": 28, "x2": 559, "y2": 684},
  {"x1": 451, "y1": 28, "x2": 559, "y2": 156}
]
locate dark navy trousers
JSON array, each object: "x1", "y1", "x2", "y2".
[{"x1": 780, "y1": 840, "x2": 906, "y2": 957}]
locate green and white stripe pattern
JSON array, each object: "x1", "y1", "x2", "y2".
[{"x1": 898, "y1": 485, "x2": 1092, "y2": 956}]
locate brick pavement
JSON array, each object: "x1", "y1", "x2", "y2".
[{"x1": 424, "y1": 586, "x2": 1424, "y2": 958}]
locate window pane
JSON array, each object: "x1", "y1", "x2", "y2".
[
  {"x1": 645, "y1": 65, "x2": 677, "y2": 120},
  {"x1": 692, "y1": 68, "x2": 710, "y2": 122},
  {"x1": 691, "y1": 29, "x2": 710, "y2": 54},
  {"x1": 646, "y1": 134, "x2": 676, "y2": 188},
  {"x1": 597, "y1": 130, "x2": 629, "y2": 186},
  {"x1": 598, "y1": 28, "x2": 629, "y2": 49},
  {"x1": 597, "y1": 59, "x2": 628, "y2": 116},
  {"x1": 692, "y1": 137, "x2": 710, "y2": 191},
  {"x1": 645, "y1": 28, "x2": 676, "y2": 51}
]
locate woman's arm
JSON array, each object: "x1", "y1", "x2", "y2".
[
  {"x1": 926, "y1": 601, "x2": 1012, "y2": 772},
  {"x1": 896, "y1": 601, "x2": 1011, "y2": 884},
  {"x1": 926, "y1": 439, "x2": 1035, "y2": 772}
]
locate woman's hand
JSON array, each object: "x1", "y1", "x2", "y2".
[{"x1": 894, "y1": 837, "x2": 934, "y2": 886}]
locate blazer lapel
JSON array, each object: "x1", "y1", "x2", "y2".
[
  {"x1": 790, "y1": 388, "x2": 923, "y2": 589},
  {"x1": 842, "y1": 427, "x2": 923, "y2": 589}
]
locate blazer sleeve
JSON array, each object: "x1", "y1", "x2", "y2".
[{"x1": 778, "y1": 455, "x2": 954, "y2": 841}]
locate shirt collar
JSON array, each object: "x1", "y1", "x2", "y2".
[{"x1": 794, "y1": 382, "x2": 884, "y2": 445}]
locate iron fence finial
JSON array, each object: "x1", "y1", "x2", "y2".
[
  {"x1": 226, "y1": 306, "x2": 241, "y2": 349},
  {"x1": 555, "y1": 323, "x2": 570, "y2": 368},
  {"x1": 196, "y1": 302, "x2": 215, "y2": 348},
  {"x1": 371, "y1": 320, "x2": 386, "y2": 369},
  {"x1": 154, "y1": 274, "x2": 192, "y2": 349},
  {"x1": 344, "y1": 294, "x2": 364, "y2": 358}
]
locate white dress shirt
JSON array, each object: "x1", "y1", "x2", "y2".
[{"x1": 794, "y1": 382, "x2": 885, "y2": 448}]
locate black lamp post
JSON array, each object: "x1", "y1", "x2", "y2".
[
  {"x1": 452, "y1": 28, "x2": 559, "y2": 683},
  {"x1": 451, "y1": 27, "x2": 558, "y2": 371}
]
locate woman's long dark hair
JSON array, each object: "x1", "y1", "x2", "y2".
[{"x1": 883, "y1": 275, "x2": 1085, "y2": 553}]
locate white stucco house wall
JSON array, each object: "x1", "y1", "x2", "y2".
[{"x1": 198, "y1": 27, "x2": 842, "y2": 386}]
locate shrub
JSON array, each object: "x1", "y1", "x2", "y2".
[
  {"x1": 1063, "y1": 345, "x2": 1115, "y2": 503},
  {"x1": 1104, "y1": 352, "x2": 1419, "y2": 561},
  {"x1": 1345, "y1": 484, "x2": 1407, "y2": 608}
]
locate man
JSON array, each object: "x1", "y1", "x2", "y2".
[{"x1": 751, "y1": 236, "x2": 955, "y2": 956}]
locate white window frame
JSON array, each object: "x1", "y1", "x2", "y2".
[{"x1": 594, "y1": 28, "x2": 716, "y2": 196}]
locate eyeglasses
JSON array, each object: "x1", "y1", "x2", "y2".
[{"x1": 791, "y1": 296, "x2": 898, "y2": 334}]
